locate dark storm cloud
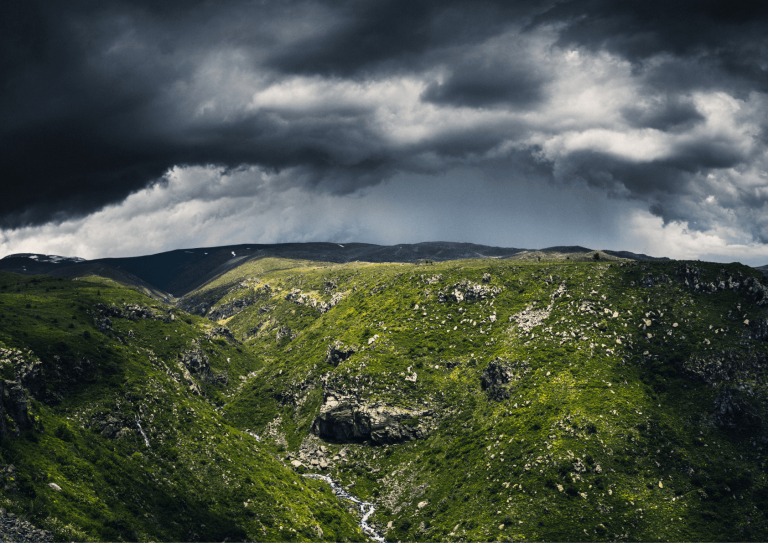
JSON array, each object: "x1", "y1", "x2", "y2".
[
  {"x1": 265, "y1": 0, "x2": 547, "y2": 77},
  {"x1": 621, "y1": 96, "x2": 705, "y2": 132},
  {"x1": 420, "y1": 49, "x2": 547, "y2": 109},
  {"x1": 533, "y1": 0, "x2": 768, "y2": 90},
  {"x1": 2, "y1": 0, "x2": 768, "y2": 246}
]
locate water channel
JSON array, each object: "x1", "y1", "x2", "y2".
[{"x1": 303, "y1": 473, "x2": 386, "y2": 543}]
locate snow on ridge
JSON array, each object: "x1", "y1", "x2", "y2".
[{"x1": 1, "y1": 253, "x2": 86, "y2": 263}]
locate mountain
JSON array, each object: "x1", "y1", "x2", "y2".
[
  {"x1": 0, "y1": 251, "x2": 767, "y2": 541},
  {"x1": 0, "y1": 243, "x2": 666, "y2": 299}
]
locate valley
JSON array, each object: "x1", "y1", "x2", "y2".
[{"x1": 0, "y1": 247, "x2": 766, "y2": 541}]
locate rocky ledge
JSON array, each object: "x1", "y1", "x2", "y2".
[{"x1": 311, "y1": 392, "x2": 430, "y2": 444}]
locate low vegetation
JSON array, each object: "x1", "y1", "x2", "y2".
[{"x1": 1, "y1": 255, "x2": 767, "y2": 541}]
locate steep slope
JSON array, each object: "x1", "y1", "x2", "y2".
[
  {"x1": 0, "y1": 271, "x2": 365, "y2": 541},
  {"x1": 186, "y1": 257, "x2": 768, "y2": 541}
]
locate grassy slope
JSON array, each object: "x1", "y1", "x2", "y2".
[
  {"x1": 0, "y1": 271, "x2": 364, "y2": 542},
  {"x1": 184, "y1": 257, "x2": 768, "y2": 542}
]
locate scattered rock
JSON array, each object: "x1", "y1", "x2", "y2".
[
  {"x1": 206, "y1": 326, "x2": 237, "y2": 343},
  {"x1": 206, "y1": 296, "x2": 258, "y2": 321},
  {"x1": 0, "y1": 508, "x2": 54, "y2": 542}
]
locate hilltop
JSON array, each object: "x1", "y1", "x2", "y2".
[{"x1": 0, "y1": 250, "x2": 766, "y2": 541}]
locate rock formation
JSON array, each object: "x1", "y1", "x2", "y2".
[{"x1": 312, "y1": 392, "x2": 429, "y2": 444}]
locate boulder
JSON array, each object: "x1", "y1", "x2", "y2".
[{"x1": 311, "y1": 392, "x2": 428, "y2": 444}]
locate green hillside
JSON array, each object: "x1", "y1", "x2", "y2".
[
  {"x1": 1, "y1": 255, "x2": 767, "y2": 541},
  {"x1": 0, "y1": 271, "x2": 364, "y2": 541},
  {"x1": 183, "y1": 256, "x2": 768, "y2": 541}
]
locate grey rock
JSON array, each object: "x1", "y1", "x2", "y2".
[
  {"x1": 13, "y1": 356, "x2": 45, "y2": 398},
  {"x1": 0, "y1": 507, "x2": 54, "y2": 542},
  {"x1": 206, "y1": 326, "x2": 237, "y2": 343},
  {"x1": 311, "y1": 392, "x2": 428, "y2": 444},
  {"x1": 179, "y1": 349, "x2": 227, "y2": 385},
  {"x1": 480, "y1": 358, "x2": 514, "y2": 400},
  {"x1": 276, "y1": 326, "x2": 296, "y2": 342},
  {"x1": 180, "y1": 349, "x2": 211, "y2": 376},
  {"x1": 481, "y1": 358, "x2": 528, "y2": 400},
  {"x1": 206, "y1": 296, "x2": 258, "y2": 321}
]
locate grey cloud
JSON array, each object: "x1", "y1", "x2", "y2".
[
  {"x1": 621, "y1": 96, "x2": 705, "y2": 131},
  {"x1": 420, "y1": 41, "x2": 548, "y2": 109},
  {"x1": 2, "y1": 0, "x2": 768, "y2": 252}
]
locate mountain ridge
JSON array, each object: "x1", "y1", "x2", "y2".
[{"x1": 0, "y1": 242, "x2": 669, "y2": 298}]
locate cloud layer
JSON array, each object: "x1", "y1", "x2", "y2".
[{"x1": 2, "y1": 0, "x2": 768, "y2": 259}]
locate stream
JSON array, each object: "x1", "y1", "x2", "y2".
[
  {"x1": 303, "y1": 474, "x2": 386, "y2": 543},
  {"x1": 134, "y1": 415, "x2": 150, "y2": 448}
]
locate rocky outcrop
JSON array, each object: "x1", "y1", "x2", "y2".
[
  {"x1": 206, "y1": 326, "x2": 237, "y2": 343},
  {"x1": 312, "y1": 392, "x2": 429, "y2": 444},
  {"x1": 676, "y1": 263, "x2": 702, "y2": 287},
  {"x1": 639, "y1": 273, "x2": 672, "y2": 288},
  {"x1": 510, "y1": 282, "x2": 567, "y2": 333},
  {"x1": 276, "y1": 326, "x2": 296, "y2": 342},
  {"x1": 94, "y1": 302, "x2": 164, "y2": 321},
  {"x1": 0, "y1": 507, "x2": 54, "y2": 542},
  {"x1": 286, "y1": 289, "x2": 345, "y2": 313},
  {"x1": 180, "y1": 349, "x2": 211, "y2": 376},
  {"x1": 206, "y1": 296, "x2": 257, "y2": 321},
  {"x1": 481, "y1": 358, "x2": 529, "y2": 400},
  {"x1": 438, "y1": 279, "x2": 502, "y2": 303},
  {"x1": 325, "y1": 341, "x2": 356, "y2": 366},
  {"x1": 0, "y1": 349, "x2": 44, "y2": 438},
  {"x1": 0, "y1": 348, "x2": 45, "y2": 398},
  {"x1": 1, "y1": 381, "x2": 28, "y2": 437},
  {"x1": 179, "y1": 349, "x2": 227, "y2": 385},
  {"x1": 676, "y1": 264, "x2": 768, "y2": 305},
  {"x1": 481, "y1": 359, "x2": 514, "y2": 400}
]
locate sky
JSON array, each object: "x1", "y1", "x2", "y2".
[{"x1": 3, "y1": 0, "x2": 768, "y2": 265}]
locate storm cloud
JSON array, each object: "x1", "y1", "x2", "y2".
[{"x1": 2, "y1": 0, "x2": 768, "y2": 256}]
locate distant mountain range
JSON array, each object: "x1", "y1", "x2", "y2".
[{"x1": 0, "y1": 241, "x2": 681, "y2": 298}]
